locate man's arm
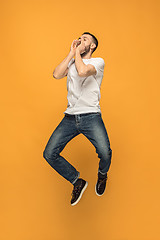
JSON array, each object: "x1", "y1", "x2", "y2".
[
  {"x1": 75, "y1": 38, "x2": 97, "y2": 77},
  {"x1": 53, "y1": 39, "x2": 80, "y2": 79},
  {"x1": 53, "y1": 51, "x2": 74, "y2": 79},
  {"x1": 75, "y1": 49, "x2": 97, "y2": 77}
]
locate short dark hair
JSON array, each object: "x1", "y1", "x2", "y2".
[{"x1": 82, "y1": 32, "x2": 98, "y2": 53}]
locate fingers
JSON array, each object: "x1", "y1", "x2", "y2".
[
  {"x1": 73, "y1": 40, "x2": 81, "y2": 48},
  {"x1": 72, "y1": 39, "x2": 78, "y2": 47},
  {"x1": 71, "y1": 39, "x2": 82, "y2": 52},
  {"x1": 73, "y1": 39, "x2": 79, "y2": 43}
]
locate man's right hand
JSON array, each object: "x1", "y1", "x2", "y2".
[{"x1": 70, "y1": 39, "x2": 81, "y2": 56}]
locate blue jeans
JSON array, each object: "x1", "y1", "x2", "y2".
[{"x1": 43, "y1": 112, "x2": 112, "y2": 185}]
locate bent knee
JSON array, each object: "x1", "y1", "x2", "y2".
[
  {"x1": 43, "y1": 148, "x2": 58, "y2": 161},
  {"x1": 43, "y1": 149, "x2": 52, "y2": 161},
  {"x1": 43, "y1": 150, "x2": 47, "y2": 159}
]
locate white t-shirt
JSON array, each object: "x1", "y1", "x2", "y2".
[{"x1": 64, "y1": 57, "x2": 105, "y2": 115}]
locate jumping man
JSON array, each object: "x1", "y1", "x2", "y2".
[{"x1": 43, "y1": 32, "x2": 112, "y2": 206}]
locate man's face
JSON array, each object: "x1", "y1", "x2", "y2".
[{"x1": 78, "y1": 34, "x2": 94, "y2": 54}]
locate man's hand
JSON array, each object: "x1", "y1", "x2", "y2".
[
  {"x1": 70, "y1": 39, "x2": 81, "y2": 56},
  {"x1": 76, "y1": 38, "x2": 86, "y2": 54}
]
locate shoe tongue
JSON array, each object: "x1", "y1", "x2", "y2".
[
  {"x1": 98, "y1": 172, "x2": 107, "y2": 179},
  {"x1": 74, "y1": 178, "x2": 81, "y2": 186}
]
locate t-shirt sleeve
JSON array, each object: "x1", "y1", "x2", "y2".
[
  {"x1": 89, "y1": 58, "x2": 105, "y2": 77},
  {"x1": 68, "y1": 58, "x2": 75, "y2": 68}
]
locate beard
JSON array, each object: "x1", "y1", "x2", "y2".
[{"x1": 80, "y1": 45, "x2": 91, "y2": 57}]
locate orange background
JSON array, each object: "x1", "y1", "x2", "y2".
[{"x1": 1, "y1": 0, "x2": 160, "y2": 239}]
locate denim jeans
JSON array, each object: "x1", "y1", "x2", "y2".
[{"x1": 43, "y1": 112, "x2": 112, "y2": 185}]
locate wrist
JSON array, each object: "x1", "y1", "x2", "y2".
[
  {"x1": 69, "y1": 51, "x2": 75, "y2": 58},
  {"x1": 75, "y1": 48, "x2": 81, "y2": 54}
]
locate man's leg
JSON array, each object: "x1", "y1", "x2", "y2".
[
  {"x1": 43, "y1": 115, "x2": 81, "y2": 184},
  {"x1": 80, "y1": 113, "x2": 112, "y2": 175}
]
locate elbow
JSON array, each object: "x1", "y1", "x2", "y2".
[
  {"x1": 78, "y1": 70, "x2": 86, "y2": 77},
  {"x1": 53, "y1": 71, "x2": 59, "y2": 79},
  {"x1": 53, "y1": 73, "x2": 57, "y2": 79}
]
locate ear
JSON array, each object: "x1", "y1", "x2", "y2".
[{"x1": 90, "y1": 42, "x2": 96, "y2": 51}]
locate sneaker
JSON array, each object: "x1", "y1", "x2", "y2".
[
  {"x1": 71, "y1": 178, "x2": 88, "y2": 206},
  {"x1": 95, "y1": 172, "x2": 108, "y2": 196}
]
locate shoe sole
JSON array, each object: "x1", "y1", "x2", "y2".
[
  {"x1": 95, "y1": 183, "x2": 105, "y2": 196},
  {"x1": 71, "y1": 181, "x2": 88, "y2": 206}
]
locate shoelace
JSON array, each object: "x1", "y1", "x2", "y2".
[
  {"x1": 97, "y1": 177, "x2": 107, "y2": 189},
  {"x1": 71, "y1": 184, "x2": 82, "y2": 196},
  {"x1": 98, "y1": 177, "x2": 107, "y2": 182}
]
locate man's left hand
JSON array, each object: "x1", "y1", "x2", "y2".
[{"x1": 76, "y1": 38, "x2": 86, "y2": 54}]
